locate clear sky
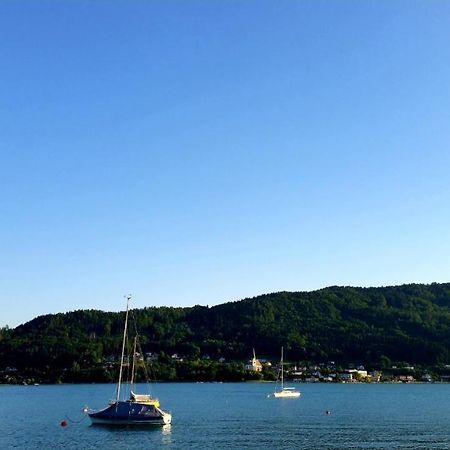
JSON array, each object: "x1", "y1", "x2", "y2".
[{"x1": 1, "y1": 0, "x2": 450, "y2": 327}]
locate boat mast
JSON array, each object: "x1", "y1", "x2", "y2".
[
  {"x1": 281, "y1": 346, "x2": 284, "y2": 390},
  {"x1": 116, "y1": 294, "x2": 131, "y2": 403}
]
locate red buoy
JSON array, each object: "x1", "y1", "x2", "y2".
[{"x1": 60, "y1": 420, "x2": 68, "y2": 427}]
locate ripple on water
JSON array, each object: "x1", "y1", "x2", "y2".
[{"x1": 1, "y1": 383, "x2": 450, "y2": 449}]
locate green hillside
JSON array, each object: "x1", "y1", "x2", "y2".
[{"x1": 2, "y1": 283, "x2": 450, "y2": 383}]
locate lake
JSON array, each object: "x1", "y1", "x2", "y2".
[{"x1": 1, "y1": 382, "x2": 450, "y2": 449}]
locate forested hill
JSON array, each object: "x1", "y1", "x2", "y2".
[{"x1": 2, "y1": 283, "x2": 450, "y2": 382}]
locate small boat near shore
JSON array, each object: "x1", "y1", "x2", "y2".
[{"x1": 269, "y1": 347, "x2": 301, "y2": 399}]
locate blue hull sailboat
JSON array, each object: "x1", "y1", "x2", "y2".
[
  {"x1": 87, "y1": 296, "x2": 172, "y2": 426},
  {"x1": 88, "y1": 397, "x2": 171, "y2": 425}
]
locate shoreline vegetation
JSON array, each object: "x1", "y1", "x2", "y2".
[
  {"x1": 3, "y1": 358, "x2": 450, "y2": 385},
  {"x1": 2, "y1": 282, "x2": 450, "y2": 385},
  {"x1": 3, "y1": 367, "x2": 450, "y2": 385}
]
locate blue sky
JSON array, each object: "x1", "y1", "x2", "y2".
[{"x1": 1, "y1": 0, "x2": 450, "y2": 327}]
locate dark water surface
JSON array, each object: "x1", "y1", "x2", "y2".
[{"x1": 1, "y1": 382, "x2": 450, "y2": 449}]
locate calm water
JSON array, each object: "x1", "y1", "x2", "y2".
[{"x1": 1, "y1": 382, "x2": 450, "y2": 449}]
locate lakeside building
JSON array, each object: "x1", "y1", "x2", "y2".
[
  {"x1": 245, "y1": 349, "x2": 263, "y2": 372},
  {"x1": 341, "y1": 369, "x2": 370, "y2": 382}
]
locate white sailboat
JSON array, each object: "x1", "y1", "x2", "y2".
[{"x1": 270, "y1": 347, "x2": 301, "y2": 398}]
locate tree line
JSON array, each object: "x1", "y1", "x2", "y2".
[{"x1": 1, "y1": 282, "x2": 450, "y2": 383}]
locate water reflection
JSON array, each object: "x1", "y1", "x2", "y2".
[{"x1": 161, "y1": 424, "x2": 172, "y2": 445}]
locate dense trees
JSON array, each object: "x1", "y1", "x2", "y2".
[{"x1": 2, "y1": 283, "x2": 450, "y2": 382}]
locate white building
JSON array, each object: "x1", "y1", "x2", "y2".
[{"x1": 245, "y1": 348, "x2": 263, "y2": 372}]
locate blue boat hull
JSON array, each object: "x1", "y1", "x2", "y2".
[{"x1": 89, "y1": 401, "x2": 170, "y2": 425}]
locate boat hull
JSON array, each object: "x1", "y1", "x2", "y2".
[
  {"x1": 273, "y1": 391, "x2": 301, "y2": 398},
  {"x1": 88, "y1": 401, "x2": 171, "y2": 426}
]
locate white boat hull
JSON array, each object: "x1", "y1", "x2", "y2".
[{"x1": 273, "y1": 391, "x2": 301, "y2": 398}]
